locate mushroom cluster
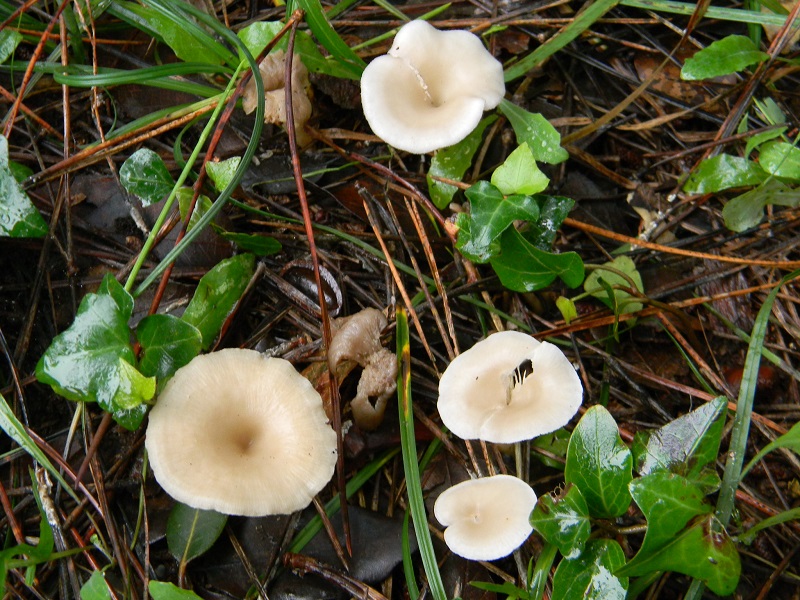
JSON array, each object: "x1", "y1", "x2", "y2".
[
  {"x1": 433, "y1": 330, "x2": 583, "y2": 561},
  {"x1": 146, "y1": 348, "x2": 337, "y2": 517},
  {"x1": 360, "y1": 20, "x2": 505, "y2": 154}
]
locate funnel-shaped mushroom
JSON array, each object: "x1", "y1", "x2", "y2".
[
  {"x1": 434, "y1": 474, "x2": 536, "y2": 561},
  {"x1": 361, "y1": 20, "x2": 505, "y2": 154},
  {"x1": 145, "y1": 349, "x2": 337, "y2": 516},
  {"x1": 438, "y1": 331, "x2": 582, "y2": 443}
]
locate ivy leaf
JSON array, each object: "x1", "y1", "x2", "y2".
[
  {"x1": 683, "y1": 154, "x2": 768, "y2": 194},
  {"x1": 632, "y1": 397, "x2": 727, "y2": 479},
  {"x1": 0, "y1": 134, "x2": 47, "y2": 238},
  {"x1": 556, "y1": 296, "x2": 578, "y2": 325},
  {"x1": 498, "y1": 99, "x2": 568, "y2": 164},
  {"x1": 148, "y1": 582, "x2": 204, "y2": 600},
  {"x1": 584, "y1": 256, "x2": 644, "y2": 315},
  {"x1": 758, "y1": 141, "x2": 800, "y2": 179},
  {"x1": 552, "y1": 539, "x2": 628, "y2": 600},
  {"x1": 206, "y1": 157, "x2": 242, "y2": 193},
  {"x1": 119, "y1": 148, "x2": 175, "y2": 206},
  {"x1": 490, "y1": 227, "x2": 584, "y2": 292},
  {"x1": 457, "y1": 181, "x2": 540, "y2": 262},
  {"x1": 723, "y1": 179, "x2": 800, "y2": 232},
  {"x1": 564, "y1": 405, "x2": 632, "y2": 519},
  {"x1": 530, "y1": 484, "x2": 590, "y2": 559},
  {"x1": 0, "y1": 29, "x2": 22, "y2": 64},
  {"x1": 615, "y1": 514, "x2": 741, "y2": 596},
  {"x1": 177, "y1": 188, "x2": 214, "y2": 231},
  {"x1": 166, "y1": 503, "x2": 227, "y2": 564},
  {"x1": 35, "y1": 274, "x2": 154, "y2": 429},
  {"x1": 523, "y1": 195, "x2": 574, "y2": 250},
  {"x1": 681, "y1": 35, "x2": 768, "y2": 80},
  {"x1": 136, "y1": 314, "x2": 202, "y2": 381},
  {"x1": 491, "y1": 143, "x2": 549, "y2": 196},
  {"x1": 427, "y1": 116, "x2": 496, "y2": 209},
  {"x1": 182, "y1": 254, "x2": 256, "y2": 349},
  {"x1": 79, "y1": 570, "x2": 112, "y2": 600}
]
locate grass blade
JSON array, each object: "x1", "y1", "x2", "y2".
[{"x1": 396, "y1": 306, "x2": 447, "y2": 600}]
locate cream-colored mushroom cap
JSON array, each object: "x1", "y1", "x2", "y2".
[
  {"x1": 145, "y1": 348, "x2": 337, "y2": 516},
  {"x1": 438, "y1": 331, "x2": 582, "y2": 444},
  {"x1": 434, "y1": 475, "x2": 536, "y2": 561},
  {"x1": 360, "y1": 20, "x2": 505, "y2": 154}
]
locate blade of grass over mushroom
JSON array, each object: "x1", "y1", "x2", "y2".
[
  {"x1": 396, "y1": 306, "x2": 447, "y2": 600},
  {"x1": 716, "y1": 270, "x2": 800, "y2": 528},
  {"x1": 503, "y1": 0, "x2": 620, "y2": 81},
  {"x1": 0, "y1": 393, "x2": 80, "y2": 503}
]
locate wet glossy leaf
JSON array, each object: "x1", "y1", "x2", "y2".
[
  {"x1": 758, "y1": 141, "x2": 800, "y2": 179},
  {"x1": 491, "y1": 143, "x2": 549, "y2": 196},
  {"x1": 167, "y1": 503, "x2": 228, "y2": 564},
  {"x1": 237, "y1": 21, "x2": 282, "y2": 58},
  {"x1": 745, "y1": 126, "x2": 786, "y2": 158},
  {"x1": 137, "y1": 314, "x2": 202, "y2": 380},
  {"x1": 427, "y1": 116, "x2": 496, "y2": 209},
  {"x1": 80, "y1": 571, "x2": 111, "y2": 600},
  {"x1": 564, "y1": 405, "x2": 632, "y2": 518},
  {"x1": 681, "y1": 35, "x2": 768, "y2": 80},
  {"x1": 615, "y1": 514, "x2": 740, "y2": 596},
  {"x1": 723, "y1": 179, "x2": 800, "y2": 232},
  {"x1": 518, "y1": 195, "x2": 573, "y2": 251},
  {"x1": 490, "y1": 227, "x2": 584, "y2": 292},
  {"x1": 149, "y1": 581, "x2": 204, "y2": 600},
  {"x1": 206, "y1": 157, "x2": 242, "y2": 193},
  {"x1": 36, "y1": 274, "x2": 154, "y2": 429},
  {"x1": 584, "y1": 256, "x2": 644, "y2": 315},
  {"x1": 531, "y1": 428, "x2": 570, "y2": 469},
  {"x1": 530, "y1": 484, "x2": 590, "y2": 559},
  {"x1": 633, "y1": 397, "x2": 727, "y2": 478},
  {"x1": 0, "y1": 135, "x2": 47, "y2": 238},
  {"x1": 181, "y1": 253, "x2": 256, "y2": 349},
  {"x1": 119, "y1": 148, "x2": 175, "y2": 206},
  {"x1": 498, "y1": 100, "x2": 568, "y2": 164},
  {"x1": 627, "y1": 472, "x2": 710, "y2": 558},
  {"x1": 177, "y1": 188, "x2": 213, "y2": 231},
  {"x1": 457, "y1": 181, "x2": 540, "y2": 262},
  {"x1": 742, "y1": 420, "x2": 800, "y2": 478},
  {"x1": 683, "y1": 154, "x2": 767, "y2": 194},
  {"x1": 0, "y1": 29, "x2": 22, "y2": 64},
  {"x1": 552, "y1": 539, "x2": 628, "y2": 600}
]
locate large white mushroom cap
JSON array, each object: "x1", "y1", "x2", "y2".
[
  {"x1": 434, "y1": 474, "x2": 536, "y2": 561},
  {"x1": 145, "y1": 348, "x2": 337, "y2": 516},
  {"x1": 360, "y1": 20, "x2": 505, "y2": 154},
  {"x1": 438, "y1": 331, "x2": 582, "y2": 444}
]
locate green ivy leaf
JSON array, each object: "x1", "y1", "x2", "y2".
[
  {"x1": 119, "y1": 148, "x2": 175, "y2": 206},
  {"x1": 490, "y1": 227, "x2": 584, "y2": 292},
  {"x1": 683, "y1": 154, "x2": 768, "y2": 194},
  {"x1": 206, "y1": 157, "x2": 242, "y2": 193},
  {"x1": 149, "y1": 581, "x2": 204, "y2": 600},
  {"x1": 584, "y1": 256, "x2": 644, "y2": 315},
  {"x1": 552, "y1": 539, "x2": 628, "y2": 600},
  {"x1": 427, "y1": 116, "x2": 496, "y2": 209},
  {"x1": 237, "y1": 21, "x2": 283, "y2": 58},
  {"x1": 616, "y1": 514, "x2": 740, "y2": 596},
  {"x1": 0, "y1": 134, "x2": 47, "y2": 238},
  {"x1": 530, "y1": 484, "x2": 590, "y2": 559},
  {"x1": 177, "y1": 188, "x2": 214, "y2": 231},
  {"x1": 745, "y1": 127, "x2": 787, "y2": 158},
  {"x1": 498, "y1": 99, "x2": 569, "y2": 164},
  {"x1": 523, "y1": 195, "x2": 575, "y2": 250},
  {"x1": 556, "y1": 296, "x2": 578, "y2": 325},
  {"x1": 136, "y1": 314, "x2": 202, "y2": 380},
  {"x1": 491, "y1": 143, "x2": 550, "y2": 196},
  {"x1": 182, "y1": 254, "x2": 256, "y2": 349},
  {"x1": 80, "y1": 571, "x2": 112, "y2": 600},
  {"x1": 632, "y1": 397, "x2": 727, "y2": 479},
  {"x1": 166, "y1": 503, "x2": 227, "y2": 565},
  {"x1": 681, "y1": 35, "x2": 768, "y2": 80},
  {"x1": 0, "y1": 29, "x2": 22, "y2": 64},
  {"x1": 722, "y1": 179, "x2": 800, "y2": 232},
  {"x1": 36, "y1": 274, "x2": 154, "y2": 429},
  {"x1": 457, "y1": 181, "x2": 540, "y2": 262},
  {"x1": 564, "y1": 405, "x2": 632, "y2": 518},
  {"x1": 758, "y1": 141, "x2": 800, "y2": 179},
  {"x1": 531, "y1": 428, "x2": 570, "y2": 469}
]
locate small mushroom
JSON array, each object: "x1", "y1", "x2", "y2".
[
  {"x1": 360, "y1": 20, "x2": 505, "y2": 154},
  {"x1": 145, "y1": 348, "x2": 337, "y2": 516},
  {"x1": 437, "y1": 331, "x2": 582, "y2": 444},
  {"x1": 434, "y1": 474, "x2": 537, "y2": 561}
]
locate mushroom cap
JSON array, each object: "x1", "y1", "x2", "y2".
[
  {"x1": 361, "y1": 20, "x2": 505, "y2": 154},
  {"x1": 437, "y1": 331, "x2": 583, "y2": 444},
  {"x1": 434, "y1": 474, "x2": 536, "y2": 561},
  {"x1": 145, "y1": 348, "x2": 337, "y2": 516}
]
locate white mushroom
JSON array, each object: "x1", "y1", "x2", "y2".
[
  {"x1": 360, "y1": 20, "x2": 505, "y2": 154},
  {"x1": 434, "y1": 474, "x2": 536, "y2": 561},
  {"x1": 145, "y1": 348, "x2": 337, "y2": 516},
  {"x1": 437, "y1": 331, "x2": 582, "y2": 444}
]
